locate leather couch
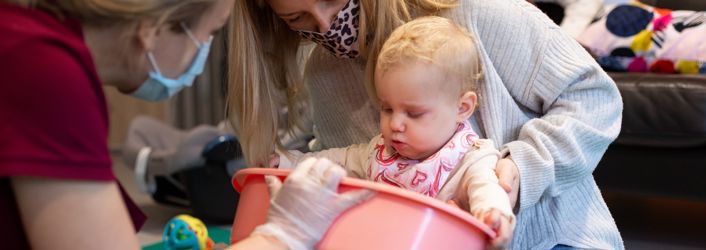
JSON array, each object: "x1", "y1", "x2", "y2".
[{"x1": 594, "y1": 73, "x2": 706, "y2": 200}]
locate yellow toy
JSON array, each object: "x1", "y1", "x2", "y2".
[{"x1": 163, "y1": 214, "x2": 214, "y2": 250}]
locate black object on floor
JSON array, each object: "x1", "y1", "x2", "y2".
[{"x1": 185, "y1": 135, "x2": 244, "y2": 223}]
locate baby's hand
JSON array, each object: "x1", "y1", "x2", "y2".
[
  {"x1": 446, "y1": 199, "x2": 460, "y2": 208},
  {"x1": 268, "y1": 153, "x2": 280, "y2": 168},
  {"x1": 476, "y1": 208, "x2": 513, "y2": 250}
]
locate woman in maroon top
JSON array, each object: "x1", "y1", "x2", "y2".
[
  {"x1": 0, "y1": 1, "x2": 372, "y2": 249},
  {"x1": 0, "y1": 0, "x2": 233, "y2": 249}
]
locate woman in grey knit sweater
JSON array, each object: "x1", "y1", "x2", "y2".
[{"x1": 228, "y1": 0, "x2": 624, "y2": 249}]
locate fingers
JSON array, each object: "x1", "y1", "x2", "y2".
[
  {"x1": 490, "y1": 215, "x2": 512, "y2": 250},
  {"x1": 264, "y1": 175, "x2": 283, "y2": 199},
  {"x1": 483, "y1": 210, "x2": 501, "y2": 232},
  {"x1": 320, "y1": 161, "x2": 346, "y2": 191},
  {"x1": 446, "y1": 199, "x2": 459, "y2": 208},
  {"x1": 288, "y1": 157, "x2": 318, "y2": 179},
  {"x1": 498, "y1": 181, "x2": 512, "y2": 193},
  {"x1": 336, "y1": 189, "x2": 375, "y2": 211},
  {"x1": 291, "y1": 158, "x2": 346, "y2": 190},
  {"x1": 496, "y1": 158, "x2": 520, "y2": 209},
  {"x1": 496, "y1": 161, "x2": 514, "y2": 193},
  {"x1": 481, "y1": 209, "x2": 513, "y2": 250}
]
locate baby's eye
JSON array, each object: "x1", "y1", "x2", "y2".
[
  {"x1": 381, "y1": 107, "x2": 393, "y2": 113},
  {"x1": 408, "y1": 112, "x2": 424, "y2": 118}
]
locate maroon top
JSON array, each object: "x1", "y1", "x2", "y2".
[{"x1": 0, "y1": 3, "x2": 146, "y2": 249}]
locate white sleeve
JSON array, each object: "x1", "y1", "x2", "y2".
[
  {"x1": 277, "y1": 137, "x2": 378, "y2": 178},
  {"x1": 457, "y1": 139, "x2": 515, "y2": 224}
]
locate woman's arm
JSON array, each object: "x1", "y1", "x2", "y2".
[
  {"x1": 502, "y1": 27, "x2": 622, "y2": 211},
  {"x1": 457, "y1": 0, "x2": 622, "y2": 211},
  {"x1": 12, "y1": 177, "x2": 141, "y2": 250}
]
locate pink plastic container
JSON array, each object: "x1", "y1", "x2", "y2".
[{"x1": 231, "y1": 168, "x2": 494, "y2": 250}]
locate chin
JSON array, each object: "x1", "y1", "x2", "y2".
[
  {"x1": 115, "y1": 82, "x2": 140, "y2": 94},
  {"x1": 398, "y1": 151, "x2": 424, "y2": 161}
]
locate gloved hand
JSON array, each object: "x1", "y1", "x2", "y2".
[
  {"x1": 165, "y1": 125, "x2": 226, "y2": 174},
  {"x1": 253, "y1": 158, "x2": 374, "y2": 250}
]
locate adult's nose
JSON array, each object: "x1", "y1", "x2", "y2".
[{"x1": 312, "y1": 5, "x2": 337, "y2": 33}]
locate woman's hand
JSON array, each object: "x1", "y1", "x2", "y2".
[
  {"x1": 496, "y1": 157, "x2": 520, "y2": 210},
  {"x1": 253, "y1": 158, "x2": 374, "y2": 250}
]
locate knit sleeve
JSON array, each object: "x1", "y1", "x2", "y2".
[{"x1": 501, "y1": 27, "x2": 623, "y2": 211}]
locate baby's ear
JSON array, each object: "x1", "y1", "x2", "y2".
[{"x1": 457, "y1": 91, "x2": 477, "y2": 123}]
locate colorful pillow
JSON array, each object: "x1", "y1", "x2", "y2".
[{"x1": 577, "y1": 1, "x2": 706, "y2": 75}]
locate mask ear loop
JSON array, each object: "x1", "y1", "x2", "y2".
[
  {"x1": 146, "y1": 52, "x2": 162, "y2": 75},
  {"x1": 147, "y1": 22, "x2": 207, "y2": 77},
  {"x1": 181, "y1": 22, "x2": 203, "y2": 47}
]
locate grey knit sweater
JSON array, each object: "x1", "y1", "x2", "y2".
[{"x1": 303, "y1": 0, "x2": 624, "y2": 249}]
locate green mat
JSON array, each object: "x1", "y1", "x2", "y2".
[{"x1": 142, "y1": 227, "x2": 231, "y2": 250}]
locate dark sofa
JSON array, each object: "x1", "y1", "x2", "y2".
[{"x1": 595, "y1": 73, "x2": 706, "y2": 200}]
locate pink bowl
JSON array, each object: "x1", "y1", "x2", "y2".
[{"x1": 230, "y1": 168, "x2": 494, "y2": 250}]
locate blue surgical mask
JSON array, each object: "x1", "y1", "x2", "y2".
[{"x1": 132, "y1": 22, "x2": 213, "y2": 102}]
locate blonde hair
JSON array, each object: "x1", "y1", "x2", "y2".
[
  {"x1": 374, "y1": 16, "x2": 482, "y2": 102},
  {"x1": 229, "y1": 0, "x2": 458, "y2": 166},
  {"x1": 5, "y1": 0, "x2": 217, "y2": 89},
  {"x1": 5, "y1": 0, "x2": 216, "y2": 28}
]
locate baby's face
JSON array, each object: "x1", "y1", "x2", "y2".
[{"x1": 375, "y1": 61, "x2": 462, "y2": 160}]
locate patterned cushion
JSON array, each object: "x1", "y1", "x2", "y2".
[{"x1": 577, "y1": 2, "x2": 706, "y2": 74}]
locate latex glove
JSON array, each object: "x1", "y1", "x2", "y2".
[
  {"x1": 165, "y1": 125, "x2": 225, "y2": 174},
  {"x1": 496, "y1": 157, "x2": 520, "y2": 211},
  {"x1": 253, "y1": 158, "x2": 374, "y2": 250}
]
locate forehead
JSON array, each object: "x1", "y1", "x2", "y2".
[
  {"x1": 266, "y1": 0, "x2": 316, "y2": 14},
  {"x1": 375, "y1": 61, "x2": 450, "y2": 102}
]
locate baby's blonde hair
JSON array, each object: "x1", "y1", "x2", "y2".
[{"x1": 374, "y1": 16, "x2": 482, "y2": 103}]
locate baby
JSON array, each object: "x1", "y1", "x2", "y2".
[{"x1": 274, "y1": 16, "x2": 514, "y2": 247}]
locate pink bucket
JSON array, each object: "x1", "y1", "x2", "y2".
[{"x1": 230, "y1": 168, "x2": 494, "y2": 250}]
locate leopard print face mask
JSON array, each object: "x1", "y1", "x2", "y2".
[{"x1": 297, "y1": 0, "x2": 360, "y2": 59}]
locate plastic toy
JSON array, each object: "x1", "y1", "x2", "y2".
[{"x1": 163, "y1": 214, "x2": 214, "y2": 250}]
